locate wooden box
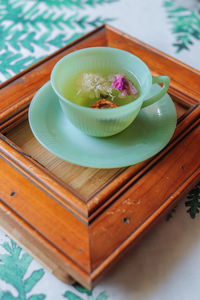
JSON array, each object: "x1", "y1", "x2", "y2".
[{"x1": 0, "y1": 25, "x2": 199, "y2": 289}]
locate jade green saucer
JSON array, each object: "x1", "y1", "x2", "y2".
[{"x1": 28, "y1": 82, "x2": 177, "y2": 168}]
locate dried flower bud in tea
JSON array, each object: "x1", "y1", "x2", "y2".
[{"x1": 91, "y1": 99, "x2": 118, "y2": 109}]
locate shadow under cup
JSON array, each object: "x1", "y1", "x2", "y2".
[{"x1": 51, "y1": 47, "x2": 152, "y2": 137}]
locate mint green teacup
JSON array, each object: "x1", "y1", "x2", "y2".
[{"x1": 51, "y1": 47, "x2": 169, "y2": 137}]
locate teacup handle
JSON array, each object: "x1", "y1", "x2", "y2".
[{"x1": 142, "y1": 76, "x2": 170, "y2": 108}]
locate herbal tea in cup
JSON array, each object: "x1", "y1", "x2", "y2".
[
  {"x1": 62, "y1": 70, "x2": 140, "y2": 108},
  {"x1": 51, "y1": 47, "x2": 169, "y2": 137}
]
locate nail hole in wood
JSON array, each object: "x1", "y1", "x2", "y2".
[
  {"x1": 10, "y1": 191, "x2": 15, "y2": 197},
  {"x1": 181, "y1": 165, "x2": 185, "y2": 170},
  {"x1": 123, "y1": 217, "x2": 130, "y2": 224}
]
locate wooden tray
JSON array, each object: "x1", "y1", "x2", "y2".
[{"x1": 0, "y1": 25, "x2": 199, "y2": 289}]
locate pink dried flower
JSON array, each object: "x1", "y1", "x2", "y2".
[{"x1": 110, "y1": 73, "x2": 138, "y2": 97}]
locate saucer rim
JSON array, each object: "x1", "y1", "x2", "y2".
[{"x1": 28, "y1": 81, "x2": 177, "y2": 169}]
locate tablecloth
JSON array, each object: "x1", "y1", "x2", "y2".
[{"x1": 0, "y1": 0, "x2": 200, "y2": 299}]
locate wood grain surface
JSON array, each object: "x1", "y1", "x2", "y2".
[{"x1": 5, "y1": 97, "x2": 186, "y2": 202}]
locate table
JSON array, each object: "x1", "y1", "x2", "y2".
[{"x1": 0, "y1": 0, "x2": 200, "y2": 299}]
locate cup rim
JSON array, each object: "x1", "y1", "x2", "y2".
[{"x1": 50, "y1": 47, "x2": 152, "y2": 113}]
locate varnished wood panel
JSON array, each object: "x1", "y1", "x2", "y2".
[
  {"x1": 5, "y1": 94, "x2": 187, "y2": 202},
  {"x1": 6, "y1": 120, "x2": 124, "y2": 201},
  {"x1": 0, "y1": 201, "x2": 91, "y2": 288},
  {"x1": 0, "y1": 152, "x2": 91, "y2": 272},
  {"x1": 90, "y1": 121, "x2": 200, "y2": 270}
]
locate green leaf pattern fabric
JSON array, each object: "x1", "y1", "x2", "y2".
[
  {"x1": 0, "y1": 0, "x2": 116, "y2": 81},
  {"x1": 0, "y1": 0, "x2": 200, "y2": 299},
  {"x1": 0, "y1": 240, "x2": 45, "y2": 299},
  {"x1": 164, "y1": 0, "x2": 200, "y2": 52}
]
